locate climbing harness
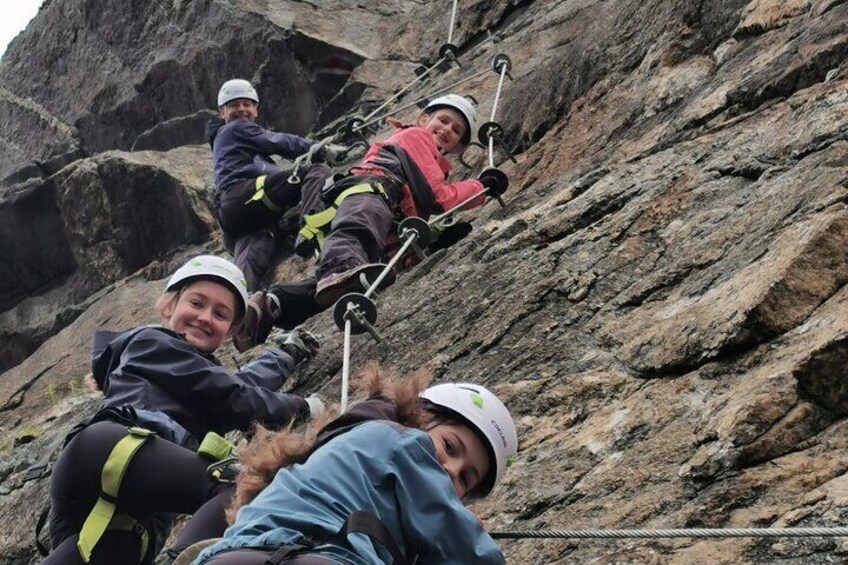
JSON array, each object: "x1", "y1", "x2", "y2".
[
  {"x1": 297, "y1": 180, "x2": 390, "y2": 258},
  {"x1": 489, "y1": 526, "x2": 848, "y2": 540},
  {"x1": 245, "y1": 175, "x2": 282, "y2": 214},
  {"x1": 35, "y1": 408, "x2": 236, "y2": 560},
  {"x1": 77, "y1": 426, "x2": 155, "y2": 563},
  {"x1": 197, "y1": 431, "x2": 235, "y2": 462}
]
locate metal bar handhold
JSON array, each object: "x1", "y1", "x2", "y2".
[
  {"x1": 341, "y1": 312, "x2": 353, "y2": 412},
  {"x1": 428, "y1": 186, "x2": 492, "y2": 226},
  {"x1": 447, "y1": 0, "x2": 459, "y2": 45}
]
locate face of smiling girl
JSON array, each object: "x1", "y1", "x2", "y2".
[
  {"x1": 428, "y1": 421, "x2": 491, "y2": 499},
  {"x1": 163, "y1": 280, "x2": 237, "y2": 352},
  {"x1": 417, "y1": 108, "x2": 468, "y2": 154}
]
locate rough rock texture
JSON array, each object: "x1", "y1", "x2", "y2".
[
  {"x1": 2, "y1": 0, "x2": 848, "y2": 564},
  {"x1": 0, "y1": 0, "x2": 372, "y2": 179},
  {"x1": 0, "y1": 145, "x2": 216, "y2": 371}
]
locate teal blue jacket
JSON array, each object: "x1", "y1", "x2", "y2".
[{"x1": 196, "y1": 420, "x2": 505, "y2": 564}]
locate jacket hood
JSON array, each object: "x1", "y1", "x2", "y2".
[
  {"x1": 90, "y1": 325, "x2": 190, "y2": 389},
  {"x1": 205, "y1": 116, "x2": 225, "y2": 149}
]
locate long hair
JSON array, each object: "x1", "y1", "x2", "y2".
[{"x1": 226, "y1": 362, "x2": 432, "y2": 522}]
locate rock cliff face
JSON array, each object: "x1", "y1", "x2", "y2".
[{"x1": 2, "y1": 0, "x2": 848, "y2": 563}]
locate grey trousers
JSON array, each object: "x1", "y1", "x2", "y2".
[{"x1": 314, "y1": 190, "x2": 397, "y2": 281}]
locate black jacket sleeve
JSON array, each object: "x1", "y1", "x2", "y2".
[{"x1": 119, "y1": 330, "x2": 308, "y2": 431}]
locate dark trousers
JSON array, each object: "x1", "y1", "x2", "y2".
[
  {"x1": 43, "y1": 421, "x2": 229, "y2": 565},
  {"x1": 314, "y1": 192, "x2": 396, "y2": 281},
  {"x1": 216, "y1": 164, "x2": 330, "y2": 290},
  {"x1": 170, "y1": 487, "x2": 234, "y2": 556},
  {"x1": 203, "y1": 548, "x2": 337, "y2": 564}
]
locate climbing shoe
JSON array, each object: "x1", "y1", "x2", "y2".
[
  {"x1": 314, "y1": 263, "x2": 396, "y2": 308},
  {"x1": 232, "y1": 291, "x2": 280, "y2": 352},
  {"x1": 269, "y1": 328, "x2": 321, "y2": 364}
]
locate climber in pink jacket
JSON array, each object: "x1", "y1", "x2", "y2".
[{"x1": 233, "y1": 94, "x2": 509, "y2": 350}]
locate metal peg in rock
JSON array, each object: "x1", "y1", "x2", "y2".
[
  {"x1": 477, "y1": 167, "x2": 509, "y2": 207},
  {"x1": 492, "y1": 53, "x2": 513, "y2": 78},
  {"x1": 333, "y1": 293, "x2": 380, "y2": 339}
]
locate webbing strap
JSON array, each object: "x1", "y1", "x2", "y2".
[
  {"x1": 246, "y1": 175, "x2": 283, "y2": 214},
  {"x1": 331, "y1": 510, "x2": 409, "y2": 565},
  {"x1": 197, "y1": 431, "x2": 234, "y2": 462},
  {"x1": 108, "y1": 514, "x2": 150, "y2": 561},
  {"x1": 297, "y1": 183, "x2": 387, "y2": 250},
  {"x1": 77, "y1": 427, "x2": 154, "y2": 563}
]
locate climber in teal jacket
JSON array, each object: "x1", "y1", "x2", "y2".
[{"x1": 194, "y1": 369, "x2": 519, "y2": 565}]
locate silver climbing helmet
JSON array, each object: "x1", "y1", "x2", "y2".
[
  {"x1": 217, "y1": 79, "x2": 259, "y2": 107},
  {"x1": 420, "y1": 382, "x2": 518, "y2": 497},
  {"x1": 424, "y1": 94, "x2": 477, "y2": 148},
  {"x1": 166, "y1": 255, "x2": 249, "y2": 319}
]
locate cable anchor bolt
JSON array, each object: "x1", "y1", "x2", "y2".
[
  {"x1": 478, "y1": 167, "x2": 509, "y2": 208},
  {"x1": 478, "y1": 121, "x2": 517, "y2": 164},
  {"x1": 333, "y1": 293, "x2": 382, "y2": 342},
  {"x1": 492, "y1": 53, "x2": 513, "y2": 80},
  {"x1": 398, "y1": 216, "x2": 431, "y2": 259}
]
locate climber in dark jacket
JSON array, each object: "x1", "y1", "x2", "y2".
[
  {"x1": 209, "y1": 79, "x2": 344, "y2": 295},
  {"x1": 42, "y1": 255, "x2": 323, "y2": 565}
]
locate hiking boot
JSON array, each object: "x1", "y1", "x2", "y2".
[
  {"x1": 268, "y1": 328, "x2": 321, "y2": 364},
  {"x1": 232, "y1": 291, "x2": 279, "y2": 352},
  {"x1": 294, "y1": 233, "x2": 318, "y2": 259},
  {"x1": 314, "y1": 263, "x2": 397, "y2": 309}
]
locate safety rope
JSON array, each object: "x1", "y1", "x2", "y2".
[
  {"x1": 350, "y1": 66, "x2": 492, "y2": 136},
  {"x1": 288, "y1": 58, "x2": 494, "y2": 184},
  {"x1": 341, "y1": 309, "x2": 354, "y2": 411},
  {"x1": 490, "y1": 526, "x2": 848, "y2": 540},
  {"x1": 360, "y1": 58, "x2": 449, "y2": 125}
]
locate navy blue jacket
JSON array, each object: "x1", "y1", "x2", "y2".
[
  {"x1": 91, "y1": 325, "x2": 308, "y2": 449},
  {"x1": 211, "y1": 118, "x2": 314, "y2": 190}
]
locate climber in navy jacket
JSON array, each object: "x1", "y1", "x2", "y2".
[
  {"x1": 42, "y1": 255, "x2": 322, "y2": 565},
  {"x1": 208, "y1": 79, "x2": 343, "y2": 294}
]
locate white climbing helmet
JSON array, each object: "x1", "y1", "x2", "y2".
[
  {"x1": 166, "y1": 255, "x2": 249, "y2": 319},
  {"x1": 424, "y1": 94, "x2": 477, "y2": 147},
  {"x1": 420, "y1": 382, "x2": 518, "y2": 497},
  {"x1": 217, "y1": 79, "x2": 259, "y2": 107}
]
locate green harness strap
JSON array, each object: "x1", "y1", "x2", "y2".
[
  {"x1": 197, "y1": 431, "x2": 234, "y2": 462},
  {"x1": 297, "y1": 183, "x2": 388, "y2": 252},
  {"x1": 77, "y1": 427, "x2": 154, "y2": 563},
  {"x1": 246, "y1": 175, "x2": 283, "y2": 214}
]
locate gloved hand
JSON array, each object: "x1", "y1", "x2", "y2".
[
  {"x1": 477, "y1": 167, "x2": 509, "y2": 196},
  {"x1": 315, "y1": 144, "x2": 351, "y2": 166},
  {"x1": 269, "y1": 328, "x2": 321, "y2": 365},
  {"x1": 429, "y1": 221, "x2": 473, "y2": 252},
  {"x1": 304, "y1": 394, "x2": 326, "y2": 419}
]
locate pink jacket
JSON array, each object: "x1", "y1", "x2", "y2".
[{"x1": 352, "y1": 126, "x2": 485, "y2": 218}]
